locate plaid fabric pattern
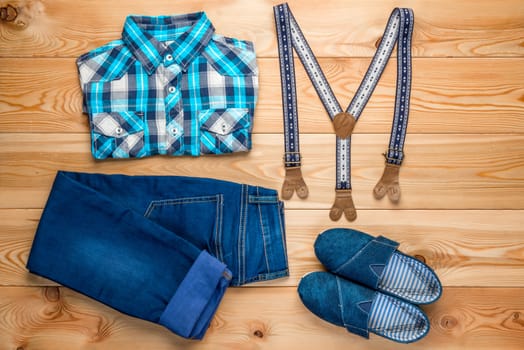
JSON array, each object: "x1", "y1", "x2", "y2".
[{"x1": 77, "y1": 12, "x2": 258, "y2": 159}]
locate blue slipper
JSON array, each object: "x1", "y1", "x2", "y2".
[
  {"x1": 314, "y1": 228, "x2": 442, "y2": 305},
  {"x1": 298, "y1": 272, "x2": 430, "y2": 343}
]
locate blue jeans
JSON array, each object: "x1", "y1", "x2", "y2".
[{"x1": 26, "y1": 171, "x2": 288, "y2": 339}]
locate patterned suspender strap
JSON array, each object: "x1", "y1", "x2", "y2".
[
  {"x1": 369, "y1": 8, "x2": 414, "y2": 203},
  {"x1": 274, "y1": 3, "x2": 309, "y2": 200},
  {"x1": 274, "y1": 3, "x2": 414, "y2": 221},
  {"x1": 345, "y1": 8, "x2": 414, "y2": 205}
]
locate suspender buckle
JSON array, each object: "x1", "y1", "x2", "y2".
[
  {"x1": 382, "y1": 148, "x2": 405, "y2": 165},
  {"x1": 333, "y1": 112, "x2": 356, "y2": 138},
  {"x1": 283, "y1": 151, "x2": 302, "y2": 167}
]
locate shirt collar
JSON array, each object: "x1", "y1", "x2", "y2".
[{"x1": 122, "y1": 12, "x2": 215, "y2": 74}]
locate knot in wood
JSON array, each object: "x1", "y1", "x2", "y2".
[
  {"x1": 511, "y1": 311, "x2": 524, "y2": 326},
  {"x1": 0, "y1": 4, "x2": 18, "y2": 22},
  {"x1": 253, "y1": 329, "x2": 264, "y2": 338},
  {"x1": 414, "y1": 254, "x2": 426, "y2": 263},
  {"x1": 44, "y1": 286, "x2": 60, "y2": 302},
  {"x1": 375, "y1": 36, "x2": 382, "y2": 48},
  {"x1": 440, "y1": 315, "x2": 458, "y2": 329}
]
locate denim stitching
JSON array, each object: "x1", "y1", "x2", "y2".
[
  {"x1": 237, "y1": 184, "x2": 248, "y2": 285},
  {"x1": 277, "y1": 201, "x2": 289, "y2": 268},
  {"x1": 256, "y1": 188, "x2": 271, "y2": 274},
  {"x1": 357, "y1": 301, "x2": 373, "y2": 314},
  {"x1": 144, "y1": 202, "x2": 155, "y2": 218},
  {"x1": 240, "y1": 269, "x2": 289, "y2": 285},
  {"x1": 237, "y1": 185, "x2": 244, "y2": 285},
  {"x1": 143, "y1": 194, "x2": 225, "y2": 267},
  {"x1": 214, "y1": 196, "x2": 219, "y2": 257},
  {"x1": 376, "y1": 235, "x2": 399, "y2": 248},
  {"x1": 215, "y1": 194, "x2": 224, "y2": 262},
  {"x1": 335, "y1": 276, "x2": 347, "y2": 327},
  {"x1": 369, "y1": 264, "x2": 386, "y2": 278},
  {"x1": 242, "y1": 186, "x2": 249, "y2": 285},
  {"x1": 144, "y1": 195, "x2": 220, "y2": 218},
  {"x1": 248, "y1": 195, "x2": 279, "y2": 203},
  {"x1": 333, "y1": 239, "x2": 397, "y2": 274}
]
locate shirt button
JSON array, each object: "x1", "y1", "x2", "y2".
[
  {"x1": 165, "y1": 54, "x2": 173, "y2": 61},
  {"x1": 171, "y1": 128, "x2": 178, "y2": 134},
  {"x1": 115, "y1": 127, "x2": 123, "y2": 135},
  {"x1": 168, "y1": 86, "x2": 176, "y2": 94}
]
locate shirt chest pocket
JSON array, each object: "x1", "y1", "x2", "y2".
[
  {"x1": 196, "y1": 37, "x2": 259, "y2": 111},
  {"x1": 90, "y1": 111, "x2": 147, "y2": 159},
  {"x1": 199, "y1": 108, "x2": 251, "y2": 154}
]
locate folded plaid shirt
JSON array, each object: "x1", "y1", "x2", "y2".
[{"x1": 77, "y1": 12, "x2": 258, "y2": 159}]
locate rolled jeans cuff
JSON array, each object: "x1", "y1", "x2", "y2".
[{"x1": 159, "y1": 250, "x2": 232, "y2": 339}]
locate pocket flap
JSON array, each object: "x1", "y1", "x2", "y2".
[
  {"x1": 200, "y1": 108, "x2": 250, "y2": 135},
  {"x1": 92, "y1": 111, "x2": 144, "y2": 138}
]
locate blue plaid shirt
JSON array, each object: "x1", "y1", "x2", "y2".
[{"x1": 77, "y1": 12, "x2": 258, "y2": 159}]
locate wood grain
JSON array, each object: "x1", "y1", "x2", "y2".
[
  {"x1": 1, "y1": 208, "x2": 523, "y2": 288},
  {"x1": 1, "y1": 0, "x2": 523, "y2": 58},
  {"x1": 1, "y1": 57, "x2": 524, "y2": 134},
  {"x1": 0, "y1": 286, "x2": 522, "y2": 350},
  {"x1": 0, "y1": 133, "x2": 523, "y2": 210},
  {"x1": 1, "y1": 0, "x2": 523, "y2": 348}
]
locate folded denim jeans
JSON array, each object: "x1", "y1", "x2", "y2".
[{"x1": 27, "y1": 171, "x2": 289, "y2": 339}]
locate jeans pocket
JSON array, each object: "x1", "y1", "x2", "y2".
[
  {"x1": 144, "y1": 195, "x2": 224, "y2": 260},
  {"x1": 199, "y1": 108, "x2": 252, "y2": 154},
  {"x1": 243, "y1": 194, "x2": 288, "y2": 283},
  {"x1": 91, "y1": 111, "x2": 146, "y2": 159}
]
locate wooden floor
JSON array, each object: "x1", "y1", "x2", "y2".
[{"x1": 1, "y1": 0, "x2": 523, "y2": 349}]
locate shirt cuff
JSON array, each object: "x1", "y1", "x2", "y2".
[{"x1": 158, "y1": 250, "x2": 232, "y2": 339}]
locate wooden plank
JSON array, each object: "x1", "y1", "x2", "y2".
[
  {"x1": 2, "y1": 209, "x2": 523, "y2": 288},
  {"x1": 1, "y1": 0, "x2": 523, "y2": 58},
  {"x1": 1, "y1": 57, "x2": 524, "y2": 134},
  {"x1": 1, "y1": 1, "x2": 523, "y2": 350},
  {"x1": 0, "y1": 286, "x2": 522, "y2": 349},
  {"x1": 0, "y1": 133, "x2": 523, "y2": 210},
  {"x1": 282, "y1": 209, "x2": 524, "y2": 288}
]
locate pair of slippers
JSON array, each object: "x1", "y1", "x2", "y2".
[{"x1": 298, "y1": 228, "x2": 442, "y2": 343}]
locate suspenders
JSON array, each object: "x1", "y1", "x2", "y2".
[{"x1": 274, "y1": 3, "x2": 414, "y2": 221}]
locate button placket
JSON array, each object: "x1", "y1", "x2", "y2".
[{"x1": 161, "y1": 56, "x2": 184, "y2": 154}]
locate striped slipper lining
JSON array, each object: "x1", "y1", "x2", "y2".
[
  {"x1": 368, "y1": 292, "x2": 429, "y2": 343},
  {"x1": 378, "y1": 252, "x2": 441, "y2": 304}
]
